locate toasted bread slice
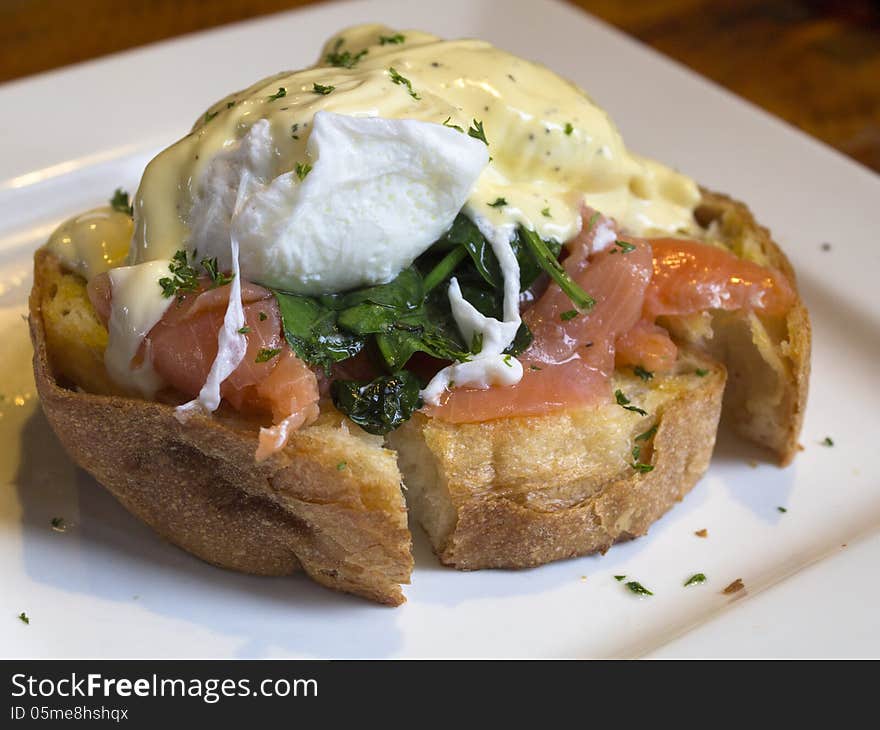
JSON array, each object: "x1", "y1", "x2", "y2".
[
  {"x1": 387, "y1": 188, "x2": 809, "y2": 569},
  {"x1": 28, "y1": 188, "x2": 809, "y2": 602},
  {"x1": 30, "y1": 250, "x2": 412, "y2": 606},
  {"x1": 690, "y1": 189, "x2": 810, "y2": 465},
  {"x1": 388, "y1": 362, "x2": 724, "y2": 568}
]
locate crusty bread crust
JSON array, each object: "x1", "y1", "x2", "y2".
[
  {"x1": 30, "y1": 251, "x2": 412, "y2": 605},
  {"x1": 695, "y1": 189, "x2": 811, "y2": 464},
  {"x1": 390, "y1": 364, "x2": 725, "y2": 569}
]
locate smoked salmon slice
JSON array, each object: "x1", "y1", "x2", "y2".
[
  {"x1": 644, "y1": 238, "x2": 795, "y2": 319},
  {"x1": 424, "y1": 214, "x2": 653, "y2": 423},
  {"x1": 88, "y1": 273, "x2": 320, "y2": 451}
]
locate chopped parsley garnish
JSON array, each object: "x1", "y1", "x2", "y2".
[
  {"x1": 631, "y1": 444, "x2": 654, "y2": 473},
  {"x1": 633, "y1": 365, "x2": 653, "y2": 381},
  {"x1": 530, "y1": 364, "x2": 542, "y2": 371},
  {"x1": 159, "y1": 250, "x2": 200, "y2": 300},
  {"x1": 560, "y1": 309, "x2": 579, "y2": 321},
  {"x1": 611, "y1": 239, "x2": 636, "y2": 254},
  {"x1": 204, "y1": 110, "x2": 219, "y2": 124},
  {"x1": 585, "y1": 211, "x2": 600, "y2": 232},
  {"x1": 388, "y1": 68, "x2": 420, "y2": 100},
  {"x1": 635, "y1": 424, "x2": 658, "y2": 442},
  {"x1": 18, "y1": 612, "x2": 29, "y2": 625},
  {"x1": 615, "y1": 389, "x2": 648, "y2": 416},
  {"x1": 337, "y1": 461, "x2": 347, "y2": 471},
  {"x1": 471, "y1": 332, "x2": 483, "y2": 354},
  {"x1": 695, "y1": 368, "x2": 709, "y2": 377},
  {"x1": 468, "y1": 119, "x2": 488, "y2": 145},
  {"x1": 379, "y1": 33, "x2": 406, "y2": 45},
  {"x1": 255, "y1": 348, "x2": 281, "y2": 363},
  {"x1": 295, "y1": 162, "x2": 313, "y2": 180},
  {"x1": 442, "y1": 116, "x2": 464, "y2": 132},
  {"x1": 541, "y1": 207, "x2": 551, "y2": 217},
  {"x1": 777, "y1": 506, "x2": 788, "y2": 513},
  {"x1": 325, "y1": 38, "x2": 368, "y2": 68},
  {"x1": 267, "y1": 87, "x2": 287, "y2": 101},
  {"x1": 201, "y1": 256, "x2": 234, "y2": 289},
  {"x1": 564, "y1": 122, "x2": 574, "y2": 135},
  {"x1": 502, "y1": 354, "x2": 513, "y2": 368},
  {"x1": 822, "y1": 436, "x2": 834, "y2": 447},
  {"x1": 626, "y1": 581, "x2": 653, "y2": 596},
  {"x1": 312, "y1": 83, "x2": 335, "y2": 95},
  {"x1": 614, "y1": 575, "x2": 626, "y2": 582},
  {"x1": 488, "y1": 197, "x2": 507, "y2": 208},
  {"x1": 50, "y1": 517, "x2": 65, "y2": 531},
  {"x1": 259, "y1": 311, "x2": 268, "y2": 321},
  {"x1": 291, "y1": 123, "x2": 300, "y2": 140},
  {"x1": 684, "y1": 573, "x2": 707, "y2": 587},
  {"x1": 110, "y1": 188, "x2": 133, "y2": 216},
  {"x1": 226, "y1": 101, "x2": 236, "y2": 109},
  {"x1": 237, "y1": 326, "x2": 251, "y2": 334}
]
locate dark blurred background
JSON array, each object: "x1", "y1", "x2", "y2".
[{"x1": 2, "y1": 0, "x2": 878, "y2": 172}]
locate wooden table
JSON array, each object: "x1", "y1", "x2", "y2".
[{"x1": 2, "y1": 0, "x2": 878, "y2": 172}]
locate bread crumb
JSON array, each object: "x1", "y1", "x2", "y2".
[
  {"x1": 580, "y1": 575, "x2": 587, "y2": 582},
  {"x1": 694, "y1": 529, "x2": 708, "y2": 538},
  {"x1": 722, "y1": 578, "x2": 744, "y2": 595},
  {"x1": 747, "y1": 460, "x2": 758, "y2": 468},
  {"x1": 797, "y1": 443, "x2": 805, "y2": 451}
]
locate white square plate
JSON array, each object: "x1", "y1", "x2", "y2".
[{"x1": 1, "y1": 0, "x2": 878, "y2": 658}]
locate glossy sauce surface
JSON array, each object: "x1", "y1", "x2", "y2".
[{"x1": 131, "y1": 23, "x2": 701, "y2": 266}]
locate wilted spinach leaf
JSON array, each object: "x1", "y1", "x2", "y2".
[
  {"x1": 330, "y1": 371, "x2": 423, "y2": 435},
  {"x1": 273, "y1": 291, "x2": 364, "y2": 373}
]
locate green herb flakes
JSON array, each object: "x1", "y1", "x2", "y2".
[
  {"x1": 312, "y1": 83, "x2": 335, "y2": 95},
  {"x1": 110, "y1": 188, "x2": 133, "y2": 216},
  {"x1": 626, "y1": 581, "x2": 653, "y2": 596},
  {"x1": 388, "y1": 68, "x2": 420, "y2": 100},
  {"x1": 325, "y1": 39, "x2": 368, "y2": 68},
  {"x1": 255, "y1": 348, "x2": 281, "y2": 363},
  {"x1": 468, "y1": 119, "x2": 488, "y2": 145},
  {"x1": 633, "y1": 365, "x2": 653, "y2": 381},
  {"x1": 610, "y1": 240, "x2": 636, "y2": 255},
  {"x1": 267, "y1": 87, "x2": 287, "y2": 101},
  {"x1": 379, "y1": 33, "x2": 406, "y2": 45},
  {"x1": 615, "y1": 389, "x2": 648, "y2": 416},
  {"x1": 684, "y1": 573, "x2": 707, "y2": 587},
  {"x1": 159, "y1": 250, "x2": 199, "y2": 300}
]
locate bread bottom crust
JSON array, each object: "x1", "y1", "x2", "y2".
[
  {"x1": 30, "y1": 251, "x2": 413, "y2": 605},
  {"x1": 390, "y1": 365, "x2": 725, "y2": 569}
]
